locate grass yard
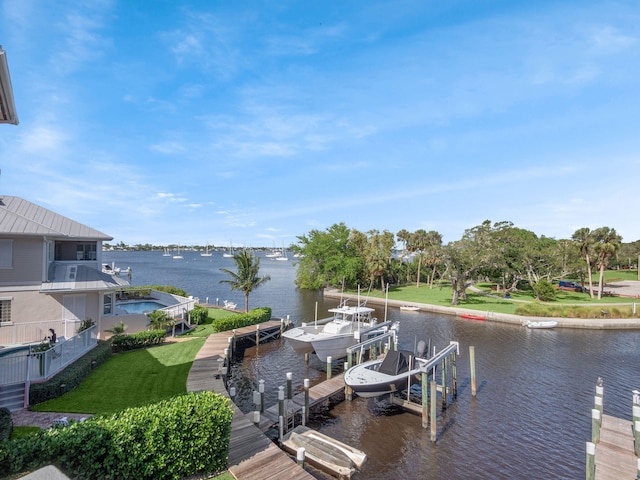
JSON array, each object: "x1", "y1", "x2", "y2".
[
  {"x1": 180, "y1": 307, "x2": 238, "y2": 337},
  {"x1": 32, "y1": 337, "x2": 206, "y2": 415}
]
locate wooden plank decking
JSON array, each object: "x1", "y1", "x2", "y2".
[
  {"x1": 186, "y1": 322, "x2": 315, "y2": 480},
  {"x1": 594, "y1": 414, "x2": 638, "y2": 480}
]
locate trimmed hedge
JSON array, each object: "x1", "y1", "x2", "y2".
[
  {"x1": 0, "y1": 408, "x2": 11, "y2": 442},
  {"x1": 110, "y1": 330, "x2": 167, "y2": 352},
  {"x1": 29, "y1": 341, "x2": 113, "y2": 406},
  {"x1": 189, "y1": 305, "x2": 209, "y2": 325},
  {"x1": 0, "y1": 391, "x2": 233, "y2": 479},
  {"x1": 212, "y1": 307, "x2": 272, "y2": 332}
]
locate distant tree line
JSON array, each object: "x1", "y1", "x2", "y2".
[{"x1": 292, "y1": 221, "x2": 637, "y2": 305}]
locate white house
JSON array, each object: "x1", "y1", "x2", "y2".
[{"x1": 0, "y1": 196, "x2": 129, "y2": 346}]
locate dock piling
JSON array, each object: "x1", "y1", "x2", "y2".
[
  {"x1": 430, "y1": 379, "x2": 437, "y2": 442},
  {"x1": 586, "y1": 442, "x2": 596, "y2": 480},
  {"x1": 591, "y1": 409, "x2": 601, "y2": 443},
  {"x1": 304, "y1": 379, "x2": 310, "y2": 424},
  {"x1": 259, "y1": 379, "x2": 265, "y2": 413},
  {"x1": 469, "y1": 346, "x2": 476, "y2": 397},
  {"x1": 286, "y1": 372, "x2": 292, "y2": 400},
  {"x1": 297, "y1": 447, "x2": 306, "y2": 468},
  {"x1": 326, "y1": 356, "x2": 332, "y2": 380}
]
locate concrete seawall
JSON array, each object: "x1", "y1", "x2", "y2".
[{"x1": 323, "y1": 289, "x2": 640, "y2": 330}]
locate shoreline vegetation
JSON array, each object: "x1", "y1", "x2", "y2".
[{"x1": 324, "y1": 280, "x2": 640, "y2": 329}]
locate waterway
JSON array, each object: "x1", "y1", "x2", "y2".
[{"x1": 104, "y1": 250, "x2": 640, "y2": 480}]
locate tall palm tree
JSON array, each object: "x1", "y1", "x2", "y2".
[
  {"x1": 572, "y1": 227, "x2": 595, "y2": 298},
  {"x1": 411, "y1": 229, "x2": 428, "y2": 287},
  {"x1": 592, "y1": 227, "x2": 622, "y2": 299},
  {"x1": 219, "y1": 249, "x2": 271, "y2": 312}
]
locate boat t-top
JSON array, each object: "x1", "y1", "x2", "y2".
[{"x1": 283, "y1": 302, "x2": 387, "y2": 362}]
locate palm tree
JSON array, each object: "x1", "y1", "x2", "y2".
[
  {"x1": 410, "y1": 229, "x2": 428, "y2": 287},
  {"x1": 219, "y1": 249, "x2": 271, "y2": 312},
  {"x1": 572, "y1": 227, "x2": 595, "y2": 298},
  {"x1": 592, "y1": 227, "x2": 622, "y2": 299}
]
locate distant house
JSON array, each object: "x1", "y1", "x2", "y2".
[{"x1": 0, "y1": 196, "x2": 129, "y2": 346}]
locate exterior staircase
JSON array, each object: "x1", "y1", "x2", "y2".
[{"x1": 0, "y1": 382, "x2": 25, "y2": 411}]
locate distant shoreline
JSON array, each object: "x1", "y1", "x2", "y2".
[{"x1": 323, "y1": 288, "x2": 640, "y2": 330}]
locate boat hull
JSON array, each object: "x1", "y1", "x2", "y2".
[
  {"x1": 526, "y1": 321, "x2": 558, "y2": 329},
  {"x1": 344, "y1": 354, "x2": 424, "y2": 398}
]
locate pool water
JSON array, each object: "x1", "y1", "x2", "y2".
[{"x1": 117, "y1": 301, "x2": 167, "y2": 314}]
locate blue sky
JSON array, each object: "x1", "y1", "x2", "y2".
[{"x1": 1, "y1": 1, "x2": 639, "y2": 247}]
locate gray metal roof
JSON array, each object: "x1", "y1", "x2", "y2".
[
  {"x1": 41, "y1": 263, "x2": 130, "y2": 293},
  {"x1": 0, "y1": 196, "x2": 112, "y2": 240}
]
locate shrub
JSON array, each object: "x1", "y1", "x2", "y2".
[
  {"x1": 0, "y1": 407, "x2": 11, "y2": 442},
  {"x1": 532, "y1": 279, "x2": 556, "y2": 302},
  {"x1": 29, "y1": 341, "x2": 113, "y2": 406},
  {"x1": 189, "y1": 305, "x2": 209, "y2": 325},
  {"x1": 0, "y1": 391, "x2": 233, "y2": 479},
  {"x1": 110, "y1": 330, "x2": 167, "y2": 352},
  {"x1": 212, "y1": 307, "x2": 272, "y2": 332}
]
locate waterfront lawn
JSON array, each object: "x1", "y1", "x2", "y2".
[
  {"x1": 32, "y1": 337, "x2": 206, "y2": 415},
  {"x1": 181, "y1": 308, "x2": 238, "y2": 337}
]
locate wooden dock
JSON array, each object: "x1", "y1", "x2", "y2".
[
  {"x1": 260, "y1": 374, "x2": 346, "y2": 430},
  {"x1": 594, "y1": 414, "x2": 637, "y2": 480},
  {"x1": 186, "y1": 321, "x2": 315, "y2": 480}
]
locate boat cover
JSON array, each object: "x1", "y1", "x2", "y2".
[{"x1": 378, "y1": 350, "x2": 412, "y2": 376}]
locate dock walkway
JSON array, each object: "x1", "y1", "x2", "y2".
[
  {"x1": 186, "y1": 321, "x2": 315, "y2": 480},
  {"x1": 594, "y1": 414, "x2": 638, "y2": 480}
]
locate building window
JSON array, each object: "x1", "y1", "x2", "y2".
[
  {"x1": 103, "y1": 293, "x2": 113, "y2": 315},
  {"x1": 0, "y1": 299, "x2": 11, "y2": 324},
  {"x1": 0, "y1": 239, "x2": 13, "y2": 268},
  {"x1": 76, "y1": 243, "x2": 97, "y2": 261}
]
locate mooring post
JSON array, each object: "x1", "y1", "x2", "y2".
[
  {"x1": 259, "y1": 379, "x2": 265, "y2": 413},
  {"x1": 253, "y1": 410, "x2": 260, "y2": 426},
  {"x1": 278, "y1": 386, "x2": 285, "y2": 423},
  {"x1": 302, "y1": 405, "x2": 307, "y2": 426},
  {"x1": 297, "y1": 447, "x2": 306, "y2": 468},
  {"x1": 327, "y1": 356, "x2": 332, "y2": 380},
  {"x1": 345, "y1": 362, "x2": 353, "y2": 401},
  {"x1": 591, "y1": 409, "x2": 601, "y2": 443},
  {"x1": 305, "y1": 352, "x2": 309, "y2": 364},
  {"x1": 227, "y1": 337, "x2": 233, "y2": 359},
  {"x1": 441, "y1": 357, "x2": 448, "y2": 410},
  {"x1": 430, "y1": 379, "x2": 437, "y2": 442},
  {"x1": 286, "y1": 372, "x2": 293, "y2": 399},
  {"x1": 585, "y1": 442, "x2": 596, "y2": 480},
  {"x1": 421, "y1": 371, "x2": 428, "y2": 429},
  {"x1": 279, "y1": 415, "x2": 284, "y2": 443},
  {"x1": 634, "y1": 420, "x2": 640, "y2": 457},
  {"x1": 256, "y1": 324, "x2": 260, "y2": 346},
  {"x1": 347, "y1": 351, "x2": 353, "y2": 370},
  {"x1": 451, "y1": 350, "x2": 458, "y2": 399},
  {"x1": 232, "y1": 329, "x2": 237, "y2": 351},
  {"x1": 594, "y1": 394, "x2": 603, "y2": 415},
  {"x1": 469, "y1": 346, "x2": 477, "y2": 397},
  {"x1": 304, "y1": 378, "x2": 310, "y2": 424},
  {"x1": 280, "y1": 317, "x2": 284, "y2": 336},
  {"x1": 229, "y1": 386, "x2": 236, "y2": 403}
]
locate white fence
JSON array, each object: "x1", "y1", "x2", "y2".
[{"x1": 0, "y1": 326, "x2": 97, "y2": 387}]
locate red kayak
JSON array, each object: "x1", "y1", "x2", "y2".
[{"x1": 460, "y1": 313, "x2": 486, "y2": 321}]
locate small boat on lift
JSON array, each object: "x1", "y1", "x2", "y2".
[{"x1": 344, "y1": 341, "x2": 429, "y2": 398}]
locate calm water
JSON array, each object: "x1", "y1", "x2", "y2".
[{"x1": 104, "y1": 251, "x2": 640, "y2": 480}]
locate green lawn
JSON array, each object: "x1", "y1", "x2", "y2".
[
  {"x1": 180, "y1": 308, "x2": 238, "y2": 337},
  {"x1": 32, "y1": 337, "x2": 206, "y2": 415}
]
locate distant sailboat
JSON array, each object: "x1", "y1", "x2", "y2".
[
  {"x1": 275, "y1": 242, "x2": 289, "y2": 261},
  {"x1": 163, "y1": 247, "x2": 171, "y2": 257},
  {"x1": 200, "y1": 244, "x2": 213, "y2": 257},
  {"x1": 223, "y1": 242, "x2": 235, "y2": 258},
  {"x1": 173, "y1": 245, "x2": 183, "y2": 259}
]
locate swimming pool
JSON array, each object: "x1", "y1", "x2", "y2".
[{"x1": 117, "y1": 301, "x2": 168, "y2": 314}]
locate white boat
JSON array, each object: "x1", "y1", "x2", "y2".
[
  {"x1": 223, "y1": 242, "x2": 235, "y2": 258},
  {"x1": 200, "y1": 244, "x2": 213, "y2": 257},
  {"x1": 281, "y1": 426, "x2": 367, "y2": 479},
  {"x1": 400, "y1": 305, "x2": 420, "y2": 312},
  {"x1": 223, "y1": 300, "x2": 237, "y2": 310},
  {"x1": 282, "y1": 304, "x2": 387, "y2": 362},
  {"x1": 344, "y1": 341, "x2": 460, "y2": 398},
  {"x1": 102, "y1": 263, "x2": 120, "y2": 275},
  {"x1": 525, "y1": 320, "x2": 558, "y2": 329},
  {"x1": 162, "y1": 248, "x2": 171, "y2": 257},
  {"x1": 344, "y1": 348, "x2": 429, "y2": 398},
  {"x1": 172, "y1": 245, "x2": 183, "y2": 259}
]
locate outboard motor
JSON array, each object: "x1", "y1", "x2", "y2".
[{"x1": 416, "y1": 340, "x2": 427, "y2": 358}]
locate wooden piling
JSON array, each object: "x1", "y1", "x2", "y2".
[
  {"x1": 421, "y1": 371, "x2": 428, "y2": 429},
  {"x1": 591, "y1": 408, "x2": 601, "y2": 443},
  {"x1": 256, "y1": 324, "x2": 260, "y2": 346},
  {"x1": 286, "y1": 372, "x2": 293, "y2": 400},
  {"x1": 259, "y1": 379, "x2": 265, "y2": 413},
  {"x1": 430, "y1": 379, "x2": 437, "y2": 442},
  {"x1": 304, "y1": 378, "x2": 310, "y2": 425},
  {"x1": 441, "y1": 357, "x2": 447, "y2": 410},
  {"x1": 585, "y1": 442, "x2": 595, "y2": 480},
  {"x1": 469, "y1": 346, "x2": 476, "y2": 397},
  {"x1": 297, "y1": 447, "x2": 306, "y2": 468},
  {"x1": 451, "y1": 350, "x2": 458, "y2": 398},
  {"x1": 326, "y1": 356, "x2": 332, "y2": 380}
]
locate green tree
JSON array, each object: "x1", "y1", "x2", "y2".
[
  {"x1": 409, "y1": 229, "x2": 428, "y2": 287},
  {"x1": 572, "y1": 228, "x2": 596, "y2": 298},
  {"x1": 219, "y1": 249, "x2": 271, "y2": 312},
  {"x1": 294, "y1": 223, "x2": 364, "y2": 289},
  {"x1": 592, "y1": 227, "x2": 622, "y2": 299}
]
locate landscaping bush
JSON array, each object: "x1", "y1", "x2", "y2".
[
  {"x1": 212, "y1": 307, "x2": 272, "y2": 332},
  {"x1": 0, "y1": 407, "x2": 11, "y2": 442},
  {"x1": 110, "y1": 330, "x2": 167, "y2": 352},
  {"x1": 189, "y1": 305, "x2": 209, "y2": 325},
  {"x1": 0, "y1": 391, "x2": 233, "y2": 479},
  {"x1": 29, "y1": 341, "x2": 113, "y2": 406}
]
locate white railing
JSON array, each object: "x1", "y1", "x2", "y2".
[
  {"x1": 0, "y1": 319, "x2": 67, "y2": 346},
  {"x1": 0, "y1": 326, "x2": 97, "y2": 386}
]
